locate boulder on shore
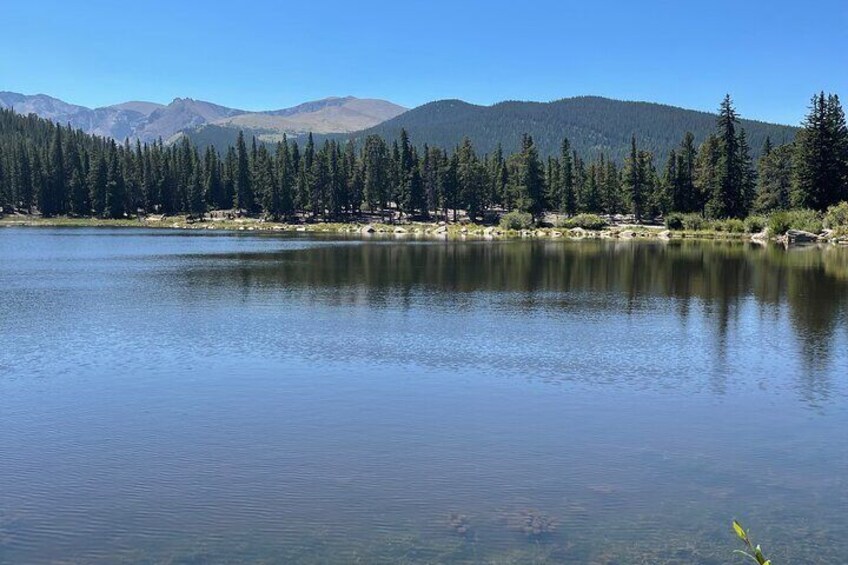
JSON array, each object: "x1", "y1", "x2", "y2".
[
  {"x1": 360, "y1": 224, "x2": 376, "y2": 234},
  {"x1": 785, "y1": 229, "x2": 819, "y2": 244}
]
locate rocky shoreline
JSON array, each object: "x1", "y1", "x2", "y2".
[{"x1": 2, "y1": 215, "x2": 847, "y2": 246}]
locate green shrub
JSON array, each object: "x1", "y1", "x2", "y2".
[
  {"x1": 681, "y1": 213, "x2": 711, "y2": 231},
  {"x1": 558, "y1": 213, "x2": 608, "y2": 230},
  {"x1": 824, "y1": 201, "x2": 848, "y2": 234},
  {"x1": 788, "y1": 209, "x2": 823, "y2": 234},
  {"x1": 714, "y1": 218, "x2": 745, "y2": 233},
  {"x1": 744, "y1": 215, "x2": 767, "y2": 234},
  {"x1": 499, "y1": 211, "x2": 534, "y2": 230},
  {"x1": 768, "y1": 209, "x2": 823, "y2": 235},
  {"x1": 665, "y1": 213, "x2": 685, "y2": 230},
  {"x1": 768, "y1": 212, "x2": 792, "y2": 236}
]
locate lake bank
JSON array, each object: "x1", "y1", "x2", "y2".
[{"x1": 4, "y1": 214, "x2": 845, "y2": 245}]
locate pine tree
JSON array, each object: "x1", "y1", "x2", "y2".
[
  {"x1": 276, "y1": 138, "x2": 295, "y2": 218},
  {"x1": 762, "y1": 136, "x2": 773, "y2": 157},
  {"x1": 255, "y1": 145, "x2": 278, "y2": 218},
  {"x1": 456, "y1": 137, "x2": 485, "y2": 221},
  {"x1": 738, "y1": 128, "x2": 756, "y2": 215},
  {"x1": 488, "y1": 144, "x2": 507, "y2": 212},
  {"x1": 0, "y1": 146, "x2": 7, "y2": 210},
  {"x1": 234, "y1": 131, "x2": 255, "y2": 213},
  {"x1": 186, "y1": 162, "x2": 206, "y2": 218},
  {"x1": 421, "y1": 144, "x2": 439, "y2": 218},
  {"x1": 40, "y1": 126, "x2": 64, "y2": 216},
  {"x1": 583, "y1": 161, "x2": 601, "y2": 213},
  {"x1": 443, "y1": 152, "x2": 460, "y2": 222},
  {"x1": 755, "y1": 143, "x2": 793, "y2": 212},
  {"x1": 105, "y1": 142, "x2": 126, "y2": 219},
  {"x1": 675, "y1": 132, "x2": 698, "y2": 213},
  {"x1": 15, "y1": 143, "x2": 34, "y2": 212},
  {"x1": 625, "y1": 136, "x2": 645, "y2": 221},
  {"x1": 695, "y1": 135, "x2": 720, "y2": 217},
  {"x1": 65, "y1": 137, "x2": 87, "y2": 215},
  {"x1": 204, "y1": 146, "x2": 226, "y2": 209},
  {"x1": 560, "y1": 139, "x2": 576, "y2": 215},
  {"x1": 709, "y1": 95, "x2": 744, "y2": 218},
  {"x1": 603, "y1": 159, "x2": 621, "y2": 215},
  {"x1": 572, "y1": 153, "x2": 586, "y2": 213},
  {"x1": 660, "y1": 150, "x2": 678, "y2": 217},
  {"x1": 88, "y1": 150, "x2": 108, "y2": 216},
  {"x1": 223, "y1": 146, "x2": 237, "y2": 209},
  {"x1": 394, "y1": 129, "x2": 417, "y2": 218},
  {"x1": 362, "y1": 135, "x2": 389, "y2": 214},
  {"x1": 509, "y1": 134, "x2": 545, "y2": 219},
  {"x1": 327, "y1": 141, "x2": 344, "y2": 219},
  {"x1": 792, "y1": 92, "x2": 848, "y2": 209},
  {"x1": 311, "y1": 143, "x2": 330, "y2": 219}
]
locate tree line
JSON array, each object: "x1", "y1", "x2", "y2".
[{"x1": 1, "y1": 93, "x2": 846, "y2": 223}]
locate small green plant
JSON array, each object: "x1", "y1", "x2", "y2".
[
  {"x1": 558, "y1": 213, "x2": 608, "y2": 230},
  {"x1": 499, "y1": 211, "x2": 534, "y2": 230},
  {"x1": 732, "y1": 520, "x2": 771, "y2": 564}
]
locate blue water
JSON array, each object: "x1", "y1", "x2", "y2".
[{"x1": 1, "y1": 228, "x2": 846, "y2": 563}]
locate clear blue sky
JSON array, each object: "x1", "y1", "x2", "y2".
[{"x1": 2, "y1": 0, "x2": 845, "y2": 125}]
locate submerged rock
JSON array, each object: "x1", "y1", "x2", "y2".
[
  {"x1": 448, "y1": 512, "x2": 471, "y2": 536},
  {"x1": 507, "y1": 508, "x2": 558, "y2": 539}
]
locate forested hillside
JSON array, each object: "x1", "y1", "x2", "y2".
[
  {"x1": 1, "y1": 93, "x2": 845, "y2": 226},
  {"x1": 336, "y1": 96, "x2": 798, "y2": 162}
]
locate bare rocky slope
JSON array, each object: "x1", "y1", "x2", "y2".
[{"x1": 0, "y1": 91, "x2": 406, "y2": 143}]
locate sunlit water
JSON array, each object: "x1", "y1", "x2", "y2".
[{"x1": 1, "y1": 227, "x2": 847, "y2": 564}]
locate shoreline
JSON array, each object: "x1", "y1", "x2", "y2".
[{"x1": 0, "y1": 215, "x2": 843, "y2": 245}]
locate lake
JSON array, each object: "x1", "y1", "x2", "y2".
[{"x1": 1, "y1": 228, "x2": 846, "y2": 564}]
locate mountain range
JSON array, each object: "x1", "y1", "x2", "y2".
[
  {"x1": 0, "y1": 91, "x2": 406, "y2": 144},
  {"x1": 1, "y1": 90, "x2": 798, "y2": 162}
]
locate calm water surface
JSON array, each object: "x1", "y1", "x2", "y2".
[{"x1": 1, "y1": 227, "x2": 847, "y2": 564}]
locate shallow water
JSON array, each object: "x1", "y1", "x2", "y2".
[{"x1": 1, "y1": 227, "x2": 846, "y2": 563}]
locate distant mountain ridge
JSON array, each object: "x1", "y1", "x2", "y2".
[
  {"x1": 1, "y1": 91, "x2": 798, "y2": 163},
  {"x1": 333, "y1": 96, "x2": 799, "y2": 162},
  {"x1": 0, "y1": 91, "x2": 407, "y2": 143}
]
